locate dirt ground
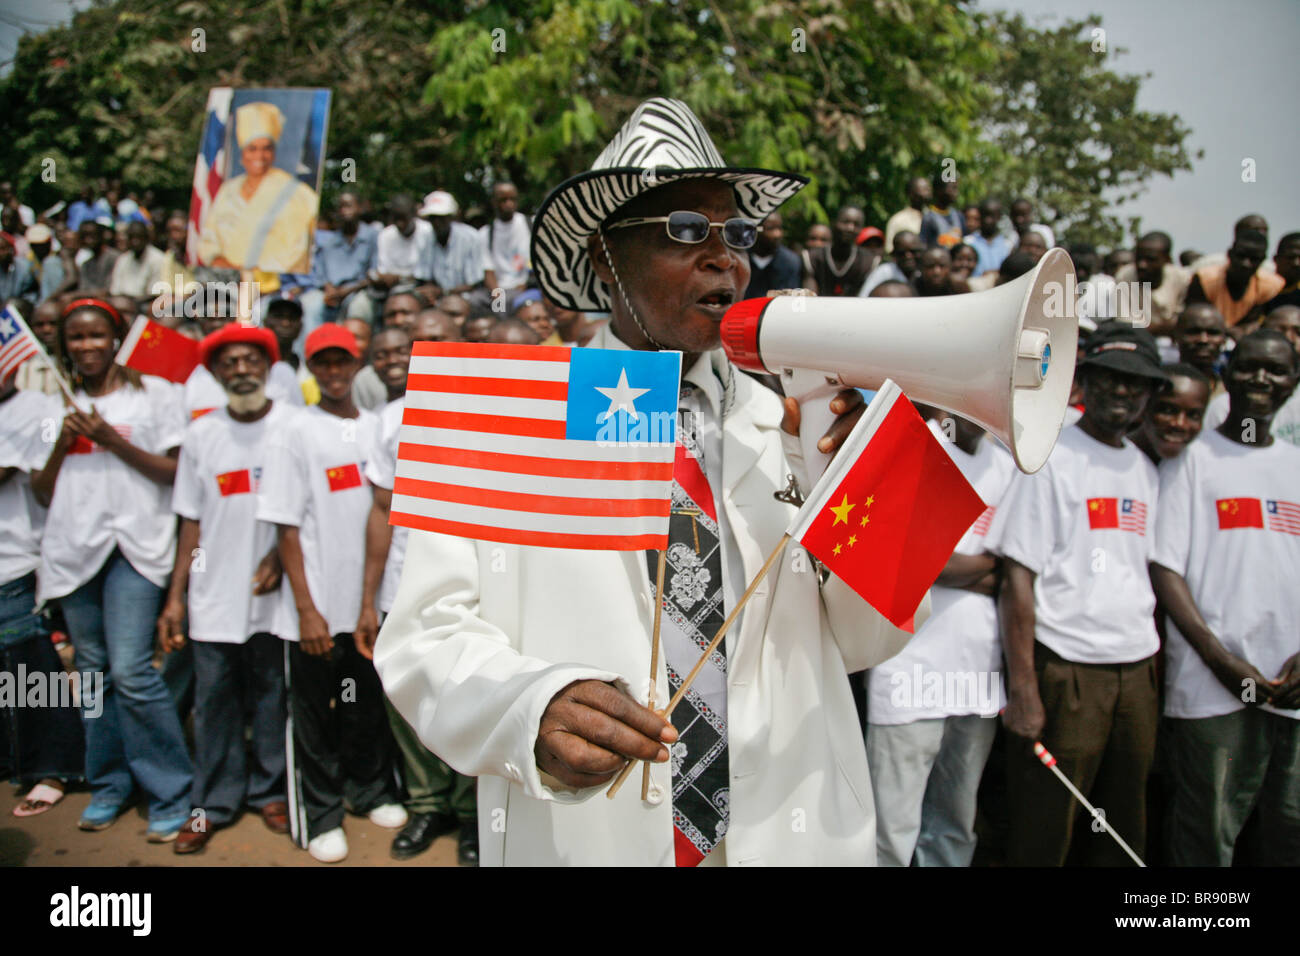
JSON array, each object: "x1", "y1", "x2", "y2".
[{"x1": 0, "y1": 787, "x2": 460, "y2": 867}]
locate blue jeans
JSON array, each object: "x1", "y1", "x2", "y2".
[
  {"x1": 867, "y1": 714, "x2": 998, "y2": 866},
  {"x1": 59, "y1": 550, "x2": 193, "y2": 821}
]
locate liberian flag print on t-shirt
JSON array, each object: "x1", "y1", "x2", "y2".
[
  {"x1": 971, "y1": 505, "x2": 996, "y2": 537},
  {"x1": 390, "y1": 341, "x2": 680, "y2": 550},
  {"x1": 1087, "y1": 497, "x2": 1147, "y2": 535},
  {"x1": 1267, "y1": 499, "x2": 1300, "y2": 535}
]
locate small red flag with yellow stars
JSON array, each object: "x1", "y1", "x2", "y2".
[
  {"x1": 115, "y1": 316, "x2": 201, "y2": 383},
  {"x1": 787, "y1": 380, "x2": 986, "y2": 629}
]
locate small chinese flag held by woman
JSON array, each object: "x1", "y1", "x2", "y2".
[{"x1": 788, "y1": 379, "x2": 987, "y2": 629}]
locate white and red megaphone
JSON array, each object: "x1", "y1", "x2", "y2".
[{"x1": 721, "y1": 247, "x2": 1078, "y2": 479}]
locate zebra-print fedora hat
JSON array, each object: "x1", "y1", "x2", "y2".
[{"x1": 531, "y1": 98, "x2": 808, "y2": 313}]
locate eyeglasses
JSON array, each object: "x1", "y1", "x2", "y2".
[{"x1": 606, "y1": 211, "x2": 759, "y2": 250}]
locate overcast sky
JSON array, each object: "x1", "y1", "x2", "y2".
[
  {"x1": 988, "y1": 0, "x2": 1298, "y2": 255},
  {"x1": 2, "y1": 0, "x2": 1295, "y2": 254}
]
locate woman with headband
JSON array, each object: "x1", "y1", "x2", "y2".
[{"x1": 31, "y1": 297, "x2": 194, "y2": 841}]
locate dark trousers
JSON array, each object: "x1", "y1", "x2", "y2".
[
  {"x1": 1, "y1": 573, "x2": 84, "y2": 787},
  {"x1": 1006, "y1": 642, "x2": 1158, "y2": 866},
  {"x1": 285, "y1": 635, "x2": 398, "y2": 844},
  {"x1": 191, "y1": 634, "x2": 287, "y2": 826},
  {"x1": 1165, "y1": 709, "x2": 1300, "y2": 866}
]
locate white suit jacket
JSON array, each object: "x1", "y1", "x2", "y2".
[{"x1": 375, "y1": 328, "x2": 920, "y2": 865}]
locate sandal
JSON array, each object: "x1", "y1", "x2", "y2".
[{"x1": 13, "y1": 781, "x2": 65, "y2": 818}]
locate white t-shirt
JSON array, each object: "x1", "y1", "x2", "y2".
[
  {"x1": 1203, "y1": 390, "x2": 1300, "y2": 449},
  {"x1": 108, "y1": 245, "x2": 166, "y2": 297},
  {"x1": 183, "y1": 362, "x2": 302, "y2": 421},
  {"x1": 172, "y1": 402, "x2": 294, "y2": 643},
  {"x1": 1152, "y1": 428, "x2": 1300, "y2": 720},
  {"x1": 364, "y1": 398, "x2": 409, "y2": 615},
  {"x1": 376, "y1": 219, "x2": 433, "y2": 281},
  {"x1": 0, "y1": 390, "x2": 57, "y2": 585},
  {"x1": 39, "y1": 376, "x2": 187, "y2": 601},
  {"x1": 988, "y1": 423, "x2": 1160, "y2": 664},
  {"x1": 256, "y1": 405, "x2": 379, "y2": 638},
  {"x1": 479, "y1": 213, "x2": 531, "y2": 290},
  {"x1": 868, "y1": 425, "x2": 1017, "y2": 724}
]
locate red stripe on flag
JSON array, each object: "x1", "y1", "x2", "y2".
[
  {"x1": 396, "y1": 441, "x2": 674, "y2": 481},
  {"x1": 406, "y1": 372, "x2": 568, "y2": 401},
  {"x1": 673, "y1": 442, "x2": 717, "y2": 521},
  {"x1": 392, "y1": 476, "x2": 670, "y2": 519},
  {"x1": 410, "y1": 340, "x2": 572, "y2": 362},
  {"x1": 401, "y1": 407, "x2": 566, "y2": 440},
  {"x1": 388, "y1": 510, "x2": 668, "y2": 550}
]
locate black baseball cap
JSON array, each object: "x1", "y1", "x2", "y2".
[{"x1": 1078, "y1": 321, "x2": 1167, "y2": 381}]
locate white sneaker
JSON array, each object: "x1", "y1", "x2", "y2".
[
  {"x1": 308, "y1": 827, "x2": 349, "y2": 863},
  {"x1": 368, "y1": 803, "x2": 409, "y2": 829}
]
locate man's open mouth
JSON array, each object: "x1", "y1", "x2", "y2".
[{"x1": 696, "y1": 289, "x2": 736, "y2": 314}]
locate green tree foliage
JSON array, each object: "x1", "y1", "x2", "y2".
[
  {"x1": 0, "y1": 0, "x2": 1193, "y2": 249},
  {"x1": 976, "y1": 12, "x2": 1198, "y2": 248}
]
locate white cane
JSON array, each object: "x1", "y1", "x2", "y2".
[{"x1": 1033, "y1": 742, "x2": 1146, "y2": 867}]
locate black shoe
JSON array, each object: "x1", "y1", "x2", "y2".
[
  {"x1": 457, "y1": 822, "x2": 479, "y2": 866},
  {"x1": 390, "y1": 811, "x2": 456, "y2": 861}
]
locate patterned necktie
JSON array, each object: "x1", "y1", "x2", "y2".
[{"x1": 646, "y1": 408, "x2": 729, "y2": 866}]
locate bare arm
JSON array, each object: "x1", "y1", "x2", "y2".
[
  {"x1": 157, "y1": 517, "x2": 200, "y2": 651},
  {"x1": 936, "y1": 552, "x2": 999, "y2": 591},
  {"x1": 354, "y1": 486, "x2": 393, "y2": 659},
  {"x1": 276, "y1": 524, "x2": 331, "y2": 656},
  {"x1": 1150, "y1": 562, "x2": 1275, "y2": 706},
  {"x1": 999, "y1": 558, "x2": 1044, "y2": 739}
]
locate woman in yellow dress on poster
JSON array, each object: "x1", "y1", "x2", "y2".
[{"x1": 197, "y1": 102, "x2": 318, "y2": 274}]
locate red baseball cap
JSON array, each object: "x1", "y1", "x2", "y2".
[
  {"x1": 200, "y1": 323, "x2": 280, "y2": 369},
  {"x1": 856, "y1": 226, "x2": 884, "y2": 245},
  {"x1": 305, "y1": 323, "x2": 361, "y2": 361}
]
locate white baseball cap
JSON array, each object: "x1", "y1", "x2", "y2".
[{"x1": 419, "y1": 191, "x2": 458, "y2": 216}]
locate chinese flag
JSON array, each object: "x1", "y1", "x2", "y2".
[
  {"x1": 115, "y1": 316, "x2": 201, "y2": 384},
  {"x1": 325, "y1": 463, "x2": 363, "y2": 492},
  {"x1": 1216, "y1": 497, "x2": 1263, "y2": 529},
  {"x1": 216, "y1": 469, "x2": 251, "y2": 496},
  {"x1": 1087, "y1": 497, "x2": 1119, "y2": 529},
  {"x1": 788, "y1": 380, "x2": 986, "y2": 629}
]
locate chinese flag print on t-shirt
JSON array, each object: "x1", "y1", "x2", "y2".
[
  {"x1": 215, "y1": 469, "x2": 251, "y2": 496},
  {"x1": 325, "y1": 463, "x2": 363, "y2": 492},
  {"x1": 1216, "y1": 497, "x2": 1264, "y2": 530},
  {"x1": 1087, "y1": 497, "x2": 1119, "y2": 529}
]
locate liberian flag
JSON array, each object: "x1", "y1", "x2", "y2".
[
  {"x1": 0, "y1": 305, "x2": 41, "y2": 383},
  {"x1": 187, "y1": 87, "x2": 232, "y2": 266},
  {"x1": 1118, "y1": 498, "x2": 1147, "y2": 535},
  {"x1": 390, "y1": 341, "x2": 680, "y2": 550},
  {"x1": 1266, "y1": 499, "x2": 1300, "y2": 536},
  {"x1": 971, "y1": 505, "x2": 996, "y2": 537}
]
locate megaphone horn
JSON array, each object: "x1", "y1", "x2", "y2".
[{"x1": 720, "y1": 247, "x2": 1078, "y2": 476}]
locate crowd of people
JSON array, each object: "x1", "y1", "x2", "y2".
[{"x1": 1, "y1": 156, "x2": 1297, "y2": 868}]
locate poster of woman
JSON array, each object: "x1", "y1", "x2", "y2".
[{"x1": 190, "y1": 87, "x2": 330, "y2": 274}]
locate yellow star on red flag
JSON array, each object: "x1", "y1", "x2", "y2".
[{"x1": 829, "y1": 494, "x2": 855, "y2": 526}]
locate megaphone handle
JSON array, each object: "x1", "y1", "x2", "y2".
[{"x1": 782, "y1": 367, "x2": 840, "y2": 487}]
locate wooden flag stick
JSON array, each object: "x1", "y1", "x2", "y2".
[
  {"x1": 607, "y1": 533, "x2": 791, "y2": 799},
  {"x1": 641, "y1": 548, "x2": 668, "y2": 801}
]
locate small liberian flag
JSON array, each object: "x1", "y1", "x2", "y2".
[
  {"x1": 1118, "y1": 498, "x2": 1147, "y2": 535},
  {"x1": 1267, "y1": 499, "x2": 1300, "y2": 536},
  {"x1": 390, "y1": 341, "x2": 680, "y2": 550},
  {"x1": 971, "y1": 505, "x2": 996, "y2": 537},
  {"x1": 187, "y1": 87, "x2": 232, "y2": 266},
  {"x1": 0, "y1": 305, "x2": 40, "y2": 383}
]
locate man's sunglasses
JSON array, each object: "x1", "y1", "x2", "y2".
[{"x1": 606, "y1": 211, "x2": 759, "y2": 250}]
